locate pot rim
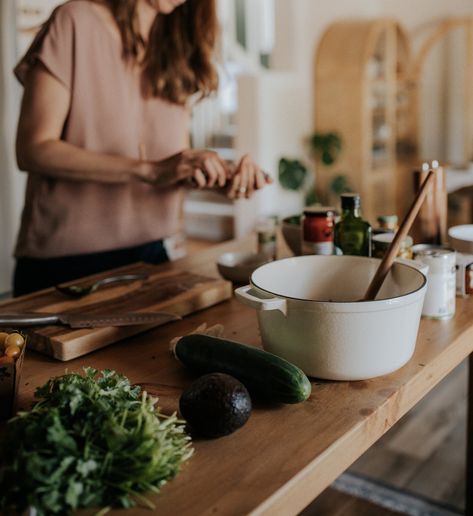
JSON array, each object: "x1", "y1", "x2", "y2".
[{"x1": 250, "y1": 255, "x2": 427, "y2": 305}]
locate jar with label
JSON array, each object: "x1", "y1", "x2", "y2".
[
  {"x1": 334, "y1": 194, "x2": 371, "y2": 256},
  {"x1": 372, "y1": 233, "x2": 413, "y2": 260},
  {"x1": 302, "y1": 207, "x2": 336, "y2": 255},
  {"x1": 256, "y1": 217, "x2": 277, "y2": 260},
  {"x1": 373, "y1": 215, "x2": 398, "y2": 236},
  {"x1": 415, "y1": 248, "x2": 456, "y2": 320}
]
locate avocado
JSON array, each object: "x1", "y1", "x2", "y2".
[{"x1": 179, "y1": 373, "x2": 252, "y2": 438}]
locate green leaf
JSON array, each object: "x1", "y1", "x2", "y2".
[
  {"x1": 65, "y1": 480, "x2": 83, "y2": 509},
  {"x1": 309, "y1": 131, "x2": 342, "y2": 166},
  {"x1": 0, "y1": 369, "x2": 193, "y2": 515},
  {"x1": 278, "y1": 158, "x2": 308, "y2": 191},
  {"x1": 305, "y1": 189, "x2": 319, "y2": 207},
  {"x1": 330, "y1": 174, "x2": 352, "y2": 195}
]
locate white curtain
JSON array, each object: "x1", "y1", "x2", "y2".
[{"x1": 0, "y1": 0, "x2": 24, "y2": 294}]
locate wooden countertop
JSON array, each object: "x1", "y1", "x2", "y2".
[{"x1": 15, "y1": 235, "x2": 473, "y2": 515}]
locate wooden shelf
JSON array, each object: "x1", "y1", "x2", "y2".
[{"x1": 315, "y1": 19, "x2": 415, "y2": 223}]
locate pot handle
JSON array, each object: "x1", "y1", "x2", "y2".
[{"x1": 234, "y1": 285, "x2": 287, "y2": 315}]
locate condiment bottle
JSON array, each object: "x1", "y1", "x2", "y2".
[
  {"x1": 256, "y1": 217, "x2": 277, "y2": 260},
  {"x1": 334, "y1": 193, "x2": 372, "y2": 256},
  {"x1": 372, "y1": 233, "x2": 413, "y2": 260},
  {"x1": 373, "y1": 214, "x2": 398, "y2": 235},
  {"x1": 301, "y1": 207, "x2": 336, "y2": 255},
  {"x1": 415, "y1": 248, "x2": 456, "y2": 319}
]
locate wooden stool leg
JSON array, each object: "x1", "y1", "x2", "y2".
[{"x1": 467, "y1": 354, "x2": 473, "y2": 515}]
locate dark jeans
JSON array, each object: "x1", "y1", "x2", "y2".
[{"x1": 13, "y1": 240, "x2": 169, "y2": 297}]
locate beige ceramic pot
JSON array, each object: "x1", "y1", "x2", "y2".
[{"x1": 235, "y1": 255, "x2": 427, "y2": 381}]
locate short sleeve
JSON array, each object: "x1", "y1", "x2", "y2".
[{"x1": 14, "y1": 4, "x2": 75, "y2": 90}]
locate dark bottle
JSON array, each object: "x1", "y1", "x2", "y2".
[{"x1": 334, "y1": 193, "x2": 372, "y2": 256}]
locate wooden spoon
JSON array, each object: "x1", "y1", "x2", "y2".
[{"x1": 363, "y1": 170, "x2": 435, "y2": 301}]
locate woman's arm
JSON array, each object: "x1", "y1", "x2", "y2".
[
  {"x1": 16, "y1": 65, "x2": 145, "y2": 183},
  {"x1": 16, "y1": 65, "x2": 230, "y2": 186}
]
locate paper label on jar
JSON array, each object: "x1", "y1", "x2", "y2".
[
  {"x1": 302, "y1": 241, "x2": 334, "y2": 256},
  {"x1": 422, "y1": 272, "x2": 456, "y2": 319},
  {"x1": 258, "y1": 241, "x2": 277, "y2": 259}
]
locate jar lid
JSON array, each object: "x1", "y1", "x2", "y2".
[
  {"x1": 416, "y1": 248, "x2": 456, "y2": 272},
  {"x1": 412, "y1": 244, "x2": 447, "y2": 255},
  {"x1": 372, "y1": 233, "x2": 413, "y2": 247},
  {"x1": 303, "y1": 206, "x2": 336, "y2": 217},
  {"x1": 377, "y1": 214, "x2": 398, "y2": 225},
  {"x1": 416, "y1": 248, "x2": 456, "y2": 259}
]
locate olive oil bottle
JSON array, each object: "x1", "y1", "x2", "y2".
[{"x1": 334, "y1": 193, "x2": 372, "y2": 256}]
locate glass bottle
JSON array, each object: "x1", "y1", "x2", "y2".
[{"x1": 334, "y1": 193, "x2": 372, "y2": 256}]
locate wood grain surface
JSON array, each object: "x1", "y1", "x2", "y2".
[
  {"x1": 11, "y1": 234, "x2": 473, "y2": 515},
  {"x1": 0, "y1": 265, "x2": 232, "y2": 361}
]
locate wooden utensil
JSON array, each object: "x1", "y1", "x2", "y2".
[{"x1": 363, "y1": 170, "x2": 435, "y2": 301}]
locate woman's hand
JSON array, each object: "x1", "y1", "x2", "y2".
[
  {"x1": 226, "y1": 154, "x2": 273, "y2": 199},
  {"x1": 141, "y1": 149, "x2": 231, "y2": 188}
]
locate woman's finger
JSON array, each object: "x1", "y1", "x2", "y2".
[
  {"x1": 206, "y1": 156, "x2": 229, "y2": 188},
  {"x1": 192, "y1": 168, "x2": 207, "y2": 188},
  {"x1": 227, "y1": 172, "x2": 241, "y2": 199},
  {"x1": 215, "y1": 156, "x2": 232, "y2": 186},
  {"x1": 255, "y1": 167, "x2": 266, "y2": 190},
  {"x1": 237, "y1": 167, "x2": 249, "y2": 198},
  {"x1": 203, "y1": 157, "x2": 219, "y2": 187},
  {"x1": 245, "y1": 162, "x2": 256, "y2": 198}
]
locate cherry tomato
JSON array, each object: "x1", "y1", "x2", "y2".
[
  {"x1": 0, "y1": 332, "x2": 8, "y2": 348},
  {"x1": 4, "y1": 345, "x2": 21, "y2": 359},
  {"x1": 5, "y1": 333, "x2": 25, "y2": 349}
]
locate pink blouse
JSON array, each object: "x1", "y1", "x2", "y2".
[{"x1": 14, "y1": 0, "x2": 189, "y2": 258}]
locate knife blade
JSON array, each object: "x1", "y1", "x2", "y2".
[{"x1": 0, "y1": 311, "x2": 181, "y2": 328}]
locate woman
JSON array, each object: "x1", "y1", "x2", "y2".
[{"x1": 13, "y1": 0, "x2": 270, "y2": 296}]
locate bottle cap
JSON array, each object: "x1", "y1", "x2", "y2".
[
  {"x1": 340, "y1": 193, "x2": 360, "y2": 210},
  {"x1": 303, "y1": 206, "x2": 336, "y2": 217}
]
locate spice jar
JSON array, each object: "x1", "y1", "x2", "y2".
[
  {"x1": 373, "y1": 214, "x2": 398, "y2": 235},
  {"x1": 415, "y1": 248, "x2": 456, "y2": 319},
  {"x1": 372, "y1": 233, "x2": 413, "y2": 260},
  {"x1": 302, "y1": 207, "x2": 336, "y2": 256},
  {"x1": 256, "y1": 217, "x2": 277, "y2": 260}
]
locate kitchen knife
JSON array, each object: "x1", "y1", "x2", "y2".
[{"x1": 0, "y1": 311, "x2": 181, "y2": 328}]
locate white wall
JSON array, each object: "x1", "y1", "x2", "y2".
[{"x1": 0, "y1": 0, "x2": 24, "y2": 294}]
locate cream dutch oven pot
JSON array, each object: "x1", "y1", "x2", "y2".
[{"x1": 235, "y1": 255, "x2": 427, "y2": 381}]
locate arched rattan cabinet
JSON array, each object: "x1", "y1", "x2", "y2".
[{"x1": 315, "y1": 19, "x2": 415, "y2": 222}]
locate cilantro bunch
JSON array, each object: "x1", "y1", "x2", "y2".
[{"x1": 0, "y1": 368, "x2": 193, "y2": 515}]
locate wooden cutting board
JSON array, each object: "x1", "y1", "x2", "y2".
[{"x1": 0, "y1": 263, "x2": 232, "y2": 361}]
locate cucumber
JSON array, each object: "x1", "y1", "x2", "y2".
[{"x1": 173, "y1": 334, "x2": 311, "y2": 404}]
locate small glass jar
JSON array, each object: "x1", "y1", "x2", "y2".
[
  {"x1": 372, "y1": 233, "x2": 413, "y2": 260},
  {"x1": 256, "y1": 217, "x2": 277, "y2": 260},
  {"x1": 378, "y1": 214, "x2": 398, "y2": 231},
  {"x1": 373, "y1": 214, "x2": 398, "y2": 236},
  {"x1": 415, "y1": 248, "x2": 456, "y2": 319},
  {"x1": 302, "y1": 207, "x2": 336, "y2": 256}
]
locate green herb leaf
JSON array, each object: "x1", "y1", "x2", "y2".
[
  {"x1": 0, "y1": 368, "x2": 193, "y2": 515},
  {"x1": 278, "y1": 158, "x2": 308, "y2": 191}
]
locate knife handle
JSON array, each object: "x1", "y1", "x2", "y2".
[{"x1": 0, "y1": 314, "x2": 59, "y2": 326}]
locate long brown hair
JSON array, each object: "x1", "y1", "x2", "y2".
[{"x1": 104, "y1": 0, "x2": 219, "y2": 104}]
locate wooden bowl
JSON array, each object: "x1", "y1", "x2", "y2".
[{"x1": 217, "y1": 252, "x2": 272, "y2": 284}]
